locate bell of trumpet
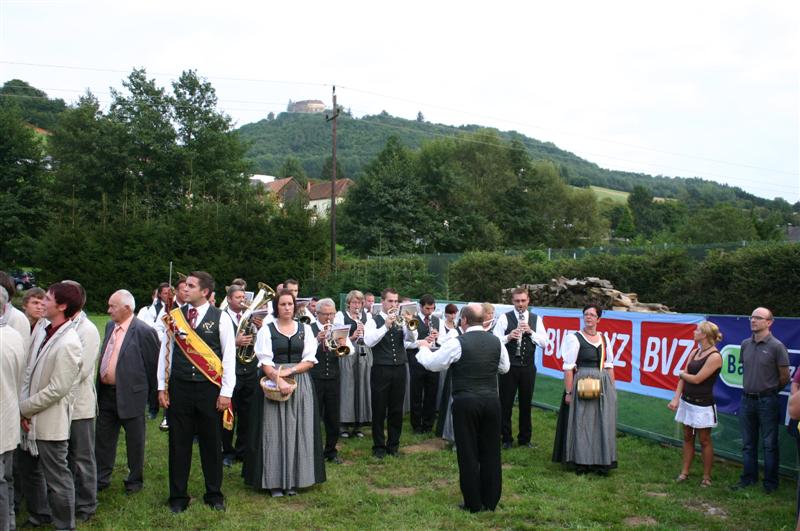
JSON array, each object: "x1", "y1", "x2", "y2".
[
  {"x1": 159, "y1": 414, "x2": 169, "y2": 432},
  {"x1": 298, "y1": 314, "x2": 312, "y2": 325}
]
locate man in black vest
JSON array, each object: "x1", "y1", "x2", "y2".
[
  {"x1": 221, "y1": 284, "x2": 259, "y2": 467},
  {"x1": 157, "y1": 271, "x2": 236, "y2": 513},
  {"x1": 407, "y1": 294, "x2": 444, "y2": 433},
  {"x1": 417, "y1": 303, "x2": 509, "y2": 512},
  {"x1": 310, "y1": 298, "x2": 353, "y2": 464},
  {"x1": 492, "y1": 287, "x2": 547, "y2": 449},
  {"x1": 364, "y1": 287, "x2": 406, "y2": 458}
]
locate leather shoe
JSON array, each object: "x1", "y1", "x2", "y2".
[
  {"x1": 372, "y1": 449, "x2": 386, "y2": 459},
  {"x1": 327, "y1": 456, "x2": 343, "y2": 464},
  {"x1": 223, "y1": 456, "x2": 234, "y2": 468},
  {"x1": 76, "y1": 512, "x2": 94, "y2": 522},
  {"x1": 730, "y1": 481, "x2": 753, "y2": 491},
  {"x1": 340, "y1": 431, "x2": 351, "y2": 438},
  {"x1": 169, "y1": 503, "x2": 188, "y2": 514},
  {"x1": 207, "y1": 501, "x2": 226, "y2": 511},
  {"x1": 353, "y1": 430, "x2": 365, "y2": 438},
  {"x1": 502, "y1": 442, "x2": 513, "y2": 450},
  {"x1": 125, "y1": 484, "x2": 143, "y2": 496}
]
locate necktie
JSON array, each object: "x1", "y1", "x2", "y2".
[
  {"x1": 188, "y1": 307, "x2": 198, "y2": 328},
  {"x1": 424, "y1": 316, "x2": 430, "y2": 330},
  {"x1": 236, "y1": 312, "x2": 242, "y2": 323},
  {"x1": 100, "y1": 326, "x2": 121, "y2": 382}
]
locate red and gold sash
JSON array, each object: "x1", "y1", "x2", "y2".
[{"x1": 163, "y1": 308, "x2": 233, "y2": 430}]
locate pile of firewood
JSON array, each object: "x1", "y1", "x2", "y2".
[{"x1": 506, "y1": 276, "x2": 673, "y2": 313}]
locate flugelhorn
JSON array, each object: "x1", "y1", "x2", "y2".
[
  {"x1": 235, "y1": 282, "x2": 275, "y2": 364},
  {"x1": 323, "y1": 323, "x2": 351, "y2": 357}
]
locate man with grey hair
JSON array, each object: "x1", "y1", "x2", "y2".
[
  {"x1": 62, "y1": 280, "x2": 102, "y2": 522},
  {"x1": 417, "y1": 303, "x2": 509, "y2": 513},
  {"x1": 0, "y1": 286, "x2": 25, "y2": 531},
  {"x1": 310, "y1": 298, "x2": 353, "y2": 464},
  {"x1": 95, "y1": 289, "x2": 159, "y2": 495}
]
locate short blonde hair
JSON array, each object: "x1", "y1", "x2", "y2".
[
  {"x1": 697, "y1": 320, "x2": 722, "y2": 344},
  {"x1": 345, "y1": 290, "x2": 364, "y2": 305},
  {"x1": 481, "y1": 302, "x2": 494, "y2": 315}
]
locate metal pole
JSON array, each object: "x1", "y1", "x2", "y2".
[{"x1": 327, "y1": 86, "x2": 340, "y2": 273}]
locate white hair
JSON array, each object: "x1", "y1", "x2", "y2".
[
  {"x1": 317, "y1": 297, "x2": 336, "y2": 311},
  {"x1": 115, "y1": 289, "x2": 136, "y2": 311},
  {"x1": 0, "y1": 286, "x2": 8, "y2": 309}
]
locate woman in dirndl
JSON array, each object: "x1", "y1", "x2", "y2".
[
  {"x1": 334, "y1": 290, "x2": 373, "y2": 439},
  {"x1": 667, "y1": 320, "x2": 722, "y2": 487},
  {"x1": 435, "y1": 304, "x2": 462, "y2": 445},
  {"x1": 243, "y1": 289, "x2": 326, "y2": 496},
  {"x1": 553, "y1": 303, "x2": 617, "y2": 474}
]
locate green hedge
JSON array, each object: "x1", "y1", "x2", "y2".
[{"x1": 448, "y1": 244, "x2": 800, "y2": 316}]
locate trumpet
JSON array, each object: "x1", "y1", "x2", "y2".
[
  {"x1": 236, "y1": 282, "x2": 275, "y2": 364},
  {"x1": 388, "y1": 307, "x2": 419, "y2": 330},
  {"x1": 298, "y1": 314, "x2": 312, "y2": 325},
  {"x1": 323, "y1": 323, "x2": 351, "y2": 357}
]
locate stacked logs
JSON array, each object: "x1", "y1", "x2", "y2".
[{"x1": 506, "y1": 276, "x2": 673, "y2": 313}]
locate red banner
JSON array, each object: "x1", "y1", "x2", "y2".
[
  {"x1": 639, "y1": 322, "x2": 697, "y2": 390},
  {"x1": 598, "y1": 318, "x2": 633, "y2": 383}
]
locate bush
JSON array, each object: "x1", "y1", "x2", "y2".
[{"x1": 449, "y1": 252, "x2": 530, "y2": 301}]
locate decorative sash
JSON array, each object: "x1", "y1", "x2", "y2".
[{"x1": 163, "y1": 308, "x2": 233, "y2": 430}]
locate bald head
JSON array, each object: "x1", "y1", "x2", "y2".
[{"x1": 461, "y1": 303, "x2": 484, "y2": 327}]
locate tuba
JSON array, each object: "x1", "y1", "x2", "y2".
[{"x1": 236, "y1": 282, "x2": 276, "y2": 364}]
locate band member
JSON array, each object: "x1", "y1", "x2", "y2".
[
  {"x1": 334, "y1": 290, "x2": 372, "y2": 439},
  {"x1": 243, "y1": 289, "x2": 326, "y2": 496},
  {"x1": 95, "y1": 290, "x2": 159, "y2": 495},
  {"x1": 22, "y1": 287, "x2": 46, "y2": 332},
  {"x1": 137, "y1": 283, "x2": 171, "y2": 327},
  {"x1": 436, "y1": 305, "x2": 464, "y2": 445},
  {"x1": 417, "y1": 303, "x2": 509, "y2": 512},
  {"x1": 174, "y1": 278, "x2": 188, "y2": 307},
  {"x1": 62, "y1": 280, "x2": 101, "y2": 521},
  {"x1": 284, "y1": 279, "x2": 314, "y2": 322},
  {"x1": 364, "y1": 288, "x2": 408, "y2": 458},
  {"x1": 492, "y1": 287, "x2": 547, "y2": 449},
  {"x1": 0, "y1": 271, "x2": 30, "y2": 343},
  {"x1": 408, "y1": 294, "x2": 445, "y2": 434},
  {"x1": 310, "y1": 298, "x2": 353, "y2": 463},
  {"x1": 0, "y1": 287, "x2": 25, "y2": 531},
  {"x1": 18, "y1": 282, "x2": 83, "y2": 530},
  {"x1": 221, "y1": 284, "x2": 260, "y2": 467},
  {"x1": 364, "y1": 292, "x2": 376, "y2": 314},
  {"x1": 218, "y1": 278, "x2": 246, "y2": 311},
  {"x1": 308, "y1": 297, "x2": 319, "y2": 319},
  {"x1": 157, "y1": 272, "x2": 235, "y2": 513}
]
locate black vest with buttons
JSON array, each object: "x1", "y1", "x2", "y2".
[
  {"x1": 504, "y1": 309, "x2": 539, "y2": 368},
  {"x1": 575, "y1": 333, "x2": 604, "y2": 369},
  {"x1": 407, "y1": 314, "x2": 440, "y2": 355},
  {"x1": 342, "y1": 310, "x2": 368, "y2": 336},
  {"x1": 171, "y1": 305, "x2": 223, "y2": 383},
  {"x1": 451, "y1": 331, "x2": 502, "y2": 398},
  {"x1": 268, "y1": 322, "x2": 306, "y2": 364},
  {"x1": 372, "y1": 314, "x2": 407, "y2": 365},
  {"x1": 309, "y1": 323, "x2": 340, "y2": 380}
]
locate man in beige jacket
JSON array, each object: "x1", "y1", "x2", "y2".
[
  {"x1": 64, "y1": 281, "x2": 101, "y2": 522},
  {"x1": 0, "y1": 286, "x2": 25, "y2": 531},
  {"x1": 18, "y1": 282, "x2": 83, "y2": 530}
]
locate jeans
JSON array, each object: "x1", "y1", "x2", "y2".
[{"x1": 740, "y1": 393, "x2": 780, "y2": 490}]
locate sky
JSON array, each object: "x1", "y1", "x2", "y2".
[{"x1": 1, "y1": 0, "x2": 798, "y2": 202}]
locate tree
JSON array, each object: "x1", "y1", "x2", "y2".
[
  {"x1": 278, "y1": 156, "x2": 308, "y2": 186},
  {"x1": 321, "y1": 156, "x2": 346, "y2": 181},
  {"x1": 0, "y1": 79, "x2": 66, "y2": 130},
  {"x1": 267, "y1": 112, "x2": 275, "y2": 121},
  {"x1": 0, "y1": 105, "x2": 50, "y2": 265},
  {"x1": 675, "y1": 203, "x2": 758, "y2": 243},
  {"x1": 416, "y1": 111, "x2": 425, "y2": 123}
]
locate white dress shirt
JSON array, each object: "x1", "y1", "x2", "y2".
[
  {"x1": 156, "y1": 301, "x2": 237, "y2": 397},
  {"x1": 492, "y1": 309, "x2": 548, "y2": 348},
  {"x1": 416, "y1": 325, "x2": 510, "y2": 374},
  {"x1": 254, "y1": 321, "x2": 317, "y2": 367}
]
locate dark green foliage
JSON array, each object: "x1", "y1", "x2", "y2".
[
  {"x1": 0, "y1": 79, "x2": 67, "y2": 130},
  {"x1": 449, "y1": 252, "x2": 529, "y2": 302}
]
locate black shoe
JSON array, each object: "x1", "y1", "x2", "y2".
[
  {"x1": 353, "y1": 430, "x2": 365, "y2": 438},
  {"x1": 169, "y1": 503, "x2": 188, "y2": 514},
  {"x1": 340, "y1": 431, "x2": 351, "y2": 439},
  {"x1": 764, "y1": 485, "x2": 778, "y2": 494},
  {"x1": 730, "y1": 481, "x2": 754, "y2": 491},
  {"x1": 502, "y1": 442, "x2": 512, "y2": 450},
  {"x1": 96, "y1": 482, "x2": 110, "y2": 492},
  {"x1": 327, "y1": 456, "x2": 343, "y2": 464},
  {"x1": 372, "y1": 449, "x2": 386, "y2": 459},
  {"x1": 223, "y1": 456, "x2": 234, "y2": 468},
  {"x1": 147, "y1": 411, "x2": 158, "y2": 420},
  {"x1": 521, "y1": 442, "x2": 534, "y2": 449},
  {"x1": 206, "y1": 501, "x2": 226, "y2": 511},
  {"x1": 76, "y1": 512, "x2": 94, "y2": 523},
  {"x1": 125, "y1": 484, "x2": 143, "y2": 495}
]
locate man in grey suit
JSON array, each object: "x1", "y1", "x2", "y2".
[{"x1": 94, "y1": 290, "x2": 159, "y2": 494}]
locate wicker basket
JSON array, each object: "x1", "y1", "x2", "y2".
[{"x1": 260, "y1": 365, "x2": 297, "y2": 402}]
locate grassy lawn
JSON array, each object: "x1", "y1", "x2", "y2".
[{"x1": 30, "y1": 316, "x2": 794, "y2": 529}]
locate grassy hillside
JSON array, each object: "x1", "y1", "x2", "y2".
[{"x1": 238, "y1": 112, "x2": 773, "y2": 206}]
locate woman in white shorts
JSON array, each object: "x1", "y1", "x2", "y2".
[{"x1": 667, "y1": 321, "x2": 723, "y2": 487}]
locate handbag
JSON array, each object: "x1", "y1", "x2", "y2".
[{"x1": 577, "y1": 335, "x2": 605, "y2": 400}]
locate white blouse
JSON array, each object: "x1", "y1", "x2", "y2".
[
  {"x1": 254, "y1": 321, "x2": 317, "y2": 367},
  {"x1": 560, "y1": 331, "x2": 614, "y2": 371}
]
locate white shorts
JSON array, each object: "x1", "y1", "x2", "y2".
[{"x1": 675, "y1": 398, "x2": 717, "y2": 429}]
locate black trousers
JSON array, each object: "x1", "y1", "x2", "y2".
[
  {"x1": 222, "y1": 370, "x2": 259, "y2": 461},
  {"x1": 95, "y1": 384, "x2": 146, "y2": 490},
  {"x1": 498, "y1": 365, "x2": 536, "y2": 445},
  {"x1": 168, "y1": 378, "x2": 224, "y2": 507},
  {"x1": 312, "y1": 377, "x2": 341, "y2": 459},
  {"x1": 409, "y1": 351, "x2": 439, "y2": 432},
  {"x1": 452, "y1": 395, "x2": 502, "y2": 512},
  {"x1": 370, "y1": 364, "x2": 407, "y2": 454}
]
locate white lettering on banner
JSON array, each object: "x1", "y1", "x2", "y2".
[
  {"x1": 643, "y1": 336, "x2": 695, "y2": 375},
  {"x1": 544, "y1": 327, "x2": 578, "y2": 359},
  {"x1": 603, "y1": 332, "x2": 630, "y2": 367}
]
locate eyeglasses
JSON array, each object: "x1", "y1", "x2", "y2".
[
  {"x1": 583, "y1": 313, "x2": 599, "y2": 318},
  {"x1": 749, "y1": 316, "x2": 770, "y2": 321}
]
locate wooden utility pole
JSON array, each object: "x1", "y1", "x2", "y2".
[{"x1": 326, "y1": 86, "x2": 340, "y2": 272}]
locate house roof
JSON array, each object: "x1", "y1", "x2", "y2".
[
  {"x1": 264, "y1": 177, "x2": 296, "y2": 194},
  {"x1": 307, "y1": 178, "x2": 353, "y2": 201}
]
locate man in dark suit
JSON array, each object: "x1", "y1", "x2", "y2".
[{"x1": 94, "y1": 289, "x2": 159, "y2": 494}]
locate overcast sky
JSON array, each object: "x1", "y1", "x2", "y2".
[{"x1": 2, "y1": 0, "x2": 798, "y2": 202}]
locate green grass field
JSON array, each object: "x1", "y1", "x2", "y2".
[{"x1": 27, "y1": 315, "x2": 792, "y2": 529}]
